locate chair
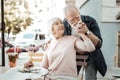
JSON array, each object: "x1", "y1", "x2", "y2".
[
  {"x1": 76, "y1": 55, "x2": 88, "y2": 66},
  {"x1": 76, "y1": 54, "x2": 88, "y2": 80},
  {"x1": 29, "y1": 53, "x2": 44, "y2": 62}
]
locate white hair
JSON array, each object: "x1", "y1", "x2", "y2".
[
  {"x1": 63, "y1": 5, "x2": 80, "y2": 18},
  {"x1": 47, "y1": 17, "x2": 61, "y2": 36},
  {"x1": 65, "y1": 0, "x2": 76, "y2": 6}
]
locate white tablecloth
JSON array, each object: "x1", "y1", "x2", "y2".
[
  {"x1": 0, "y1": 67, "x2": 48, "y2": 80},
  {"x1": 0, "y1": 67, "x2": 8, "y2": 75}
]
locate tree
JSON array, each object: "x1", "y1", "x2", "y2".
[{"x1": 4, "y1": 0, "x2": 33, "y2": 35}]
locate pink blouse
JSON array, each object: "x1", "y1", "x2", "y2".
[{"x1": 41, "y1": 35, "x2": 95, "y2": 77}]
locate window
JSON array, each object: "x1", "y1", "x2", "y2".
[
  {"x1": 102, "y1": 0, "x2": 120, "y2": 22},
  {"x1": 116, "y1": 0, "x2": 120, "y2": 6},
  {"x1": 23, "y1": 33, "x2": 35, "y2": 39},
  {"x1": 35, "y1": 34, "x2": 38, "y2": 40},
  {"x1": 116, "y1": 12, "x2": 120, "y2": 20},
  {"x1": 77, "y1": 0, "x2": 89, "y2": 9},
  {"x1": 38, "y1": 34, "x2": 45, "y2": 40}
]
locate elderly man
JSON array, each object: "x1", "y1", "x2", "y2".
[{"x1": 63, "y1": 5, "x2": 107, "y2": 80}]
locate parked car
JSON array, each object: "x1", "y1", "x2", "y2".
[
  {"x1": 14, "y1": 31, "x2": 46, "y2": 49},
  {"x1": 7, "y1": 35, "x2": 16, "y2": 47},
  {"x1": 25, "y1": 44, "x2": 39, "y2": 52},
  {"x1": 0, "y1": 39, "x2": 13, "y2": 47},
  {"x1": 0, "y1": 33, "x2": 14, "y2": 47},
  {"x1": 6, "y1": 47, "x2": 27, "y2": 54}
]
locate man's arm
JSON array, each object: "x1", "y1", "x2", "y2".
[
  {"x1": 63, "y1": 16, "x2": 102, "y2": 49},
  {"x1": 77, "y1": 16, "x2": 102, "y2": 49},
  {"x1": 85, "y1": 31, "x2": 101, "y2": 48},
  {"x1": 87, "y1": 16, "x2": 103, "y2": 49}
]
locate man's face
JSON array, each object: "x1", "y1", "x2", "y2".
[{"x1": 66, "y1": 9, "x2": 81, "y2": 27}]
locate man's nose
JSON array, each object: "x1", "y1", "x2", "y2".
[{"x1": 72, "y1": 22, "x2": 78, "y2": 27}]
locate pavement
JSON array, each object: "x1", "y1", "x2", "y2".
[{"x1": 97, "y1": 67, "x2": 120, "y2": 80}]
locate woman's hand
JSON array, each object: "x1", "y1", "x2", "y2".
[
  {"x1": 79, "y1": 33, "x2": 90, "y2": 41},
  {"x1": 24, "y1": 61, "x2": 34, "y2": 68},
  {"x1": 76, "y1": 22, "x2": 89, "y2": 35}
]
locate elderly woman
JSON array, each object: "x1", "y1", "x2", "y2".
[{"x1": 41, "y1": 17, "x2": 95, "y2": 80}]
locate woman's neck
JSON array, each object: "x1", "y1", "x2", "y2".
[{"x1": 54, "y1": 34, "x2": 64, "y2": 40}]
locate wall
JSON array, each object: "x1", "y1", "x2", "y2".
[{"x1": 77, "y1": 0, "x2": 120, "y2": 68}]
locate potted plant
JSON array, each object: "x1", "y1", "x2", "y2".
[{"x1": 8, "y1": 53, "x2": 18, "y2": 68}]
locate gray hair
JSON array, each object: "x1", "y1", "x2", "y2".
[
  {"x1": 47, "y1": 17, "x2": 61, "y2": 36},
  {"x1": 63, "y1": 5, "x2": 80, "y2": 18},
  {"x1": 65, "y1": 0, "x2": 76, "y2": 6}
]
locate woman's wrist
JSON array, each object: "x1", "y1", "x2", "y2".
[{"x1": 85, "y1": 30, "x2": 92, "y2": 35}]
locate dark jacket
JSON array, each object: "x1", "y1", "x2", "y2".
[{"x1": 63, "y1": 15, "x2": 107, "y2": 76}]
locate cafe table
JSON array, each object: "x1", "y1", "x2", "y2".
[{"x1": 0, "y1": 66, "x2": 48, "y2": 80}]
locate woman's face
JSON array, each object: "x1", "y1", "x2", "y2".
[{"x1": 52, "y1": 19, "x2": 64, "y2": 38}]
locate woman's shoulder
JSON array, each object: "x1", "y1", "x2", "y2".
[
  {"x1": 64, "y1": 35, "x2": 77, "y2": 40},
  {"x1": 65, "y1": 35, "x2": 76, "y2": 38}
]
